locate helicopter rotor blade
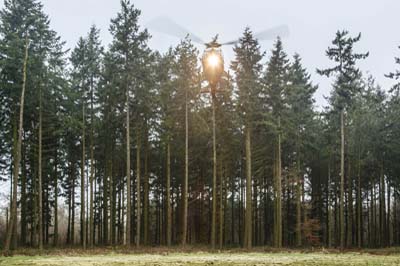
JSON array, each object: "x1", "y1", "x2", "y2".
[
  {"x1": 254, "y1": 24, "x2": 290, "y2": 41},
  {"x1": 146, "y1": 16, "x2": 205, "y2": 45},
  {"x1": 220, "y1": 40, "x2": 238, "y2": 46},
  {"x1": 221, "y1": 24, "x2": 290, "y2": 46}
]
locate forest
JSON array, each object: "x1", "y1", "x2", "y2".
[{"x1": 2, "y1": 0, "x2": 400, "y2": 256}]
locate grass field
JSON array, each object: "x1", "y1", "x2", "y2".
[{"x1": 1, "y1": 250, "x2": 400, "y2": 266}]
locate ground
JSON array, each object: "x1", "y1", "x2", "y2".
[{"x1": 1, "y1": 249, "x2": 400, "y2": 266}]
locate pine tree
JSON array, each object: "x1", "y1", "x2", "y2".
[
  {"x1": 108, "y1": 0, "x2": 150, "y2": 246},
  {"x1": 262, "y1": 37, "x2": 290, "y2": 248},
  {"x1": 172, "y1": 38, "x2": 199, "y2": 246},
  {"x1": 70, "y1": 37, "x2": 87, "y2": 249},
  {"x1": 69, "y1": 25, "x2": 103, "y2": 248},
  {"x1": 318, "y1": 30, "x2": 368, "y2": 249},
  {"x1": 231, "y1": 27, "x2": 264, "y2": 249},
  {"x1": 287, "y1": 53, "x2": 317, "y2": 246}
]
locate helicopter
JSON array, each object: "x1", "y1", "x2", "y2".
[{"x1": 147, "y1": 16, "x2": 290, "y2": 89}]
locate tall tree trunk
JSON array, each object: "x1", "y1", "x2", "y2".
[
  {"x1": 86, "y1": 166, "x2": 89, "y2": 244},
  {"x1": 32, "y1": 152, "x2": 38, "y2": 248},
  {"x1": 366, "y1": 188, "x2": 370, "y2": 246},
  {"x1": 5, "y1": 207, "x2": 9, "y2": 242},
  {"x1": 166, "y1": 141, "x2": 172, "y2": 246},
  {"x1": 296, "y1": 132, "x2": 302, "y2": 247},
  {"x1": 244, "y1": 125, "x2": 252, "y2": 249},
  {"x1": 54, "y1": 148, "x2": 58, "y2": 247},
  {"x1": 81, "y1": 95, "x2": 86, "y2": 249},
  {"x1": 347, "y1": 158, "x2": 353, "y2": 246},
  {"x1": 380, "y1": 162, "x2": 386, "y2": 247},
  {"x1": 67, "y1": 168, "x2": 71, "y2": 245},
  {"x1": 136, "y1": 130, "x2": 141, "y2": 247},
  {"x1": 117, "y1": 178, "x2": 121, "y2": 243},
  {"x1": 38, "y1": 85, "x2": 43, "y2": 250},
  {"x1": 182, "y1": 89, "x2": 188, "y2": 246},
  {"x1": 71, "y1": 169, "x2": 76, "y2": 245},
  {"x1": 110, "y1": 160, "x2": 115, "y2": 245},
  {"x1": 340, "y1": 110, "x2": 345, "y2": 249},
  {"x1": 20, "y1": 140, "x2": 27, "y2": 246},
  {"x1": 327, "y1": 153, "x2": 332, "y2": 247},
  {"x1": 89, "y1": 85, "x2": 95, "y2": 247},
  {"x1": 159, "y1": 163, "x2": 164, "y2": 245},
  {"x1": 387, "y1": 180, "x2": 392, "y2": 246},
  {"x1": 143, "y1": 126, "x2": 149, "y2": 245},
  {"x1": 125, "y1": 89, "x2": 131, "y2": 246},
  {"x1": 103, "y1": 162, "x2": 109, "y2": 245},
  {"x1": 394, "y1": 189, "x2": 397, "y2": 245},
  {"x1": 211, "y1": 93, "x2": 217, "y2": 249},
  {"x1": 239, "y1": 163, "x2": 243, "y2": 246},
  {"x1": 120, "y1": 179, "x2": 125, "y2": 244},
  {"x1": 4, "y1": 36, "x2": 29, "y2": 253},
  {"x1": 275, "y1": 117, "x2": 282, "y2": 248},
  {"x1": 231, "y1": 170, "x2": 236, "y2": 245},
  {"x1": 97, "y1": 176, "x2": 102, "y2": 244},
  {"x1": 357, "y1": 148, "x2": 362, "y2": 248},
  {"x1": 372, "y1": 183, "x2": 377, "y2": 246},
  {"x1": 45, "y1": 186, "x2": 50, "y2": 245},
  {"x1": 219, "y1": 163, "x2": 224, "y2": 249}
]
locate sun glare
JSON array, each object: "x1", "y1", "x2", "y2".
[{"x1": 207, "y1": 53, "x2": 220, "y2": 68}]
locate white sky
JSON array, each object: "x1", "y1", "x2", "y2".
[{"x1": 2, "y1": 0, "x2": 400, "y2": 107}]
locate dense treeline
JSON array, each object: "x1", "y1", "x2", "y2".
[{"x1": 1, "y1": 0, "x2": 400, "y2": 252}]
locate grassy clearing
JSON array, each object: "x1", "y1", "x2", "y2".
[{"x1": 1, "y1": 250, "x2": 400, "y2": 266}]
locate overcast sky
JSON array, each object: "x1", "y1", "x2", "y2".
[{"x1": 2, "y1": 0, "x2": 400, "y2": 107}]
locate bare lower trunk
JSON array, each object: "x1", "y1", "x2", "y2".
[
  {"x1": 166, "y1": 141, "x2": 172, "y2": 246},
  {"x1": 211, "y1": 93, "x2": 217, "y2": 249},
  {"x1": 296, "y1": 132, "x2": 302, "y2": 246},
  {"x1": 347, "y1": 158, "x2": 353, "y2": 247},
  {"x1": 275, "y1": 117, "x2": 282, "y2": 248},
  {"x1": 89, "y1": 90, "x2": 95, "y2": 247},
  {"x1": 81, "y1": 98, "x2": 86, "y2": 249},
  {"x1": 103, "y1": 163, "x2": 109, "y2": 245},
  {"x1": 387, "y1": 180, "x2": 392, "y2": 246},
  {"x1": 340, "y1": 110, "x2": 345, "y2": 249},
  {"x1": 380, "y1": 162, "x2": 386, "y2": 247},
  {"x1": 71, "y1": 170, "x2": 76, "y2": 245},
  {"x1": 182, "y1": 89, "x2": 188, "y2": 246},
  {"x1": 54, "y1": 148, "x2": 58, "y2": 247},
  {"x1": 20, "y1": 144, "x2": 27, "y2": 245},
  {"x1": 109, "y1": 161, "x2": 115, "y2": 245},
  {"x1": 121, "y1": 179, "x2": 125, "y2": 244},
  {"x1": 143, "y1": 127, "x2": 149, "y2": 245},
  {"x1": 357, "y1": 146, "x2": 362, "y2": 248},
  {"x1": 244, "y1": 125, "x2": 252, "y2": 249},
  {"x1": 219, "y1": 163, "x2": 224, "y2": 249},
  {"x1": 38, "y1": 85, "x2": 43, "y2": 250},
  {"x1": 136, "y1": 130, "x2": 141, "y2": 247},
  {"x1": 125, "y1": 91, "x2": 131, "y2": 246},
  {"x1": 327, "y1": 154, "x2": 332, "y2": 247}
]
